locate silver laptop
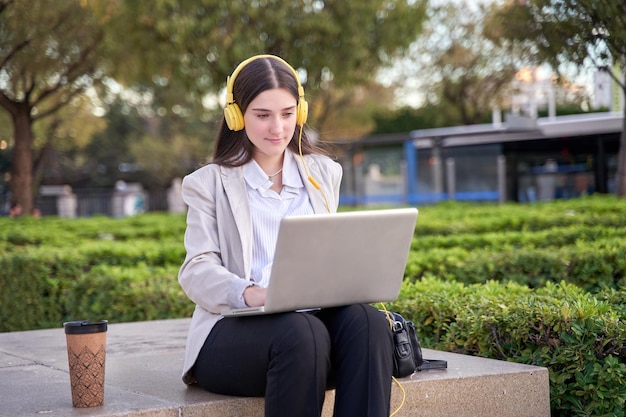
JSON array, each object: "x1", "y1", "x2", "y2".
[{"x1": 221, "y1": 208, "x2": 418, "y2": 317}]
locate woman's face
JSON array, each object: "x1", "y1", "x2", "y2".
[{"x1": 243, "y1": 88, "x2": 298, "y2": 163}]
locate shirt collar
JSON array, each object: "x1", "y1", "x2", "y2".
[
  {"x1": 243, "y1": 159, "x2": 270, "y2": 190},
  {"x1": 243, "y1": 151, "x2": 304, "y2": 191}
]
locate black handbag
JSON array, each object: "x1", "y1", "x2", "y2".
[{"x1": 383, "y1": 311, "x2": 447, "y2": 378}]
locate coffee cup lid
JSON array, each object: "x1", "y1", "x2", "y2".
[{"x1": 63, "y1": 320, "x2": 108, "y2": 334}]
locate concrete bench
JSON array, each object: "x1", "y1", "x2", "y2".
[{"x1": 0, "y1": 318, "x2": 550, "y2": 417}]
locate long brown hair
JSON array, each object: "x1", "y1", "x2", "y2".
[{"x1": 211, "y1": 56, "x2": 322, "y2": 167}]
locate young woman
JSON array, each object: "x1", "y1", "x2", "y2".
[{"x1": 178, "y1": 54, "x2": 394, "y2": 417}]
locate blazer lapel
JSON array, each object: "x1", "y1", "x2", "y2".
[{"x1": 220, "y1": 165, "x2": 253, "y2": 278}]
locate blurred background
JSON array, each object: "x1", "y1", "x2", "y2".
[{"x1": 1, "y1": 0, "x2": 624, "y2": 217}]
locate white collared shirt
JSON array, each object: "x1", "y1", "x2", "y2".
[{"x1": 243, "y1": 151, "x2": 314, "y2": 288}]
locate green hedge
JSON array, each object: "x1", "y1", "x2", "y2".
[
  {"x1": 0, "y1": 214, "x2": 190, "y2": 331},
  {"x1": 405, "y1": 237, "x2": 626, "y2": 291},
  {"x1": 0, "y1": 248, "x2": 192, "y2": 331},
  {"x1": 1, "y1": 196, "x2": 626, "y2": 415},
  {"x1": 387, "y1": 277, "x2": 626, "y2": 417}
]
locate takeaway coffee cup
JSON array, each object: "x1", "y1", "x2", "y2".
[{"x1": 63, "y1": 320, "x2": 108, "y2": 408}]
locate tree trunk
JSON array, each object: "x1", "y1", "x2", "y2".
[{"x1": 10, "y1": 107, "x2": 34, "y2": 215}]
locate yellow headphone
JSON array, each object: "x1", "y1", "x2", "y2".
[{"x1": 223, "y1": 54, "x2": 309, "y2": 131}]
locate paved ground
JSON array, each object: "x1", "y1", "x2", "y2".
[{"x1": 0, "y1": 318, "x2": 551, "y2": 417}]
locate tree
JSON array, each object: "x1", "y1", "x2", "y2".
[
  {"x1": 377, "y1": 2, "x2": 521, "y2": 126},
  {"x1": 371, "y1": 105, "x2": 461, "y2": 134},
  {"x1": 425, "y1": 3, "x2": 520, "y2": 125},
  {"x1": 84, "y1": 96, "x2": 214, "y2": 189},
  {"x1": 100, "y1": 0, "x2": 428, "y2": 140},
  {"x1": 33, "y1": 95, "x2": 107, "y2": 187},
  {"x1": 312, "y1": 81, "x2": 397, "y2": 140},
  {"x1": 485, "y1": 0, "x2": 626, "y2": 196},
  {"x1": 0, "y1": 0, "x2": 111, "y2": 214}
]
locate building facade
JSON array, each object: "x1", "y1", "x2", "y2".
[{"x1": 339, "y1": 112, "x2": 623, "y2": 206}]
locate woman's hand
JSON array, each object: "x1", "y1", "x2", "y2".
[{"x1": 243, "y1": 286, "x2": 267, "y2": 307}]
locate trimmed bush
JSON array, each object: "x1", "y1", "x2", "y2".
[
  {"x1": 0, "y1": 214, "x2": 187, "y2": 332},
  {"x1": 387, "y1": 277, "x2": 626, "y2": 417},
  {"x1": 66, "y1": 264, "x2": 193, "y2": 323},
  {"x1": 1, "y1": 195, "x2": 626, "y2": 415}
]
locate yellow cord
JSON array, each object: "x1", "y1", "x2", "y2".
[
  {"x1": 380, "y1": 303, "x2": 407, "y2": 417},
  {"x1": 390, "y1": 375, "x2": 407, "y2": 417},
  {"x1": 297, "y1": 125, "x2": 330, "y2": 213}
]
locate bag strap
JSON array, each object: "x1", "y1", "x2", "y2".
[{"x1": 417, "y1": 359, "x2": 448, "y2": 371}]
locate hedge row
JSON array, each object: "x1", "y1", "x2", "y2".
[
  {"x1": 413, "y1": 195, "x2": 626, "y2": 236},
  {"x1": 405, "y1": 237, "x2": 626, "y2": 291},
  {"x1": 0, "y1": 252, "x2": 193, "y2": 331},
  {"x1": 0, "y1": 213, "x2": 187, "y2": 252},
  {"x1": 0, "y1": 214, "x2": 191, "y2": 331},
  {"x1": 2, "y1": 195, "x2": 626, "y2": 415},
  {"x1": 387, "y1": 276, "x2": 626, "y2": 417}
]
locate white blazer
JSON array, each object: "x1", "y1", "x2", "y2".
[{"x1": 178, "y1": 152, "x2": 342, "y2": 384}]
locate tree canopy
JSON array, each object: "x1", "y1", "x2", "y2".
[
  {"x1": 106, "y1": 1, "x2": 427, "y2": 91},
  {"x1": 415, "y1": 3, "x2": 519, "y2": 125},
  {"x1": 102, "y1": 0, "x2": 428, "y2": 134}
]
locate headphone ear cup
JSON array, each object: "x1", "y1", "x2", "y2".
[
  {"x1": 296, "y1": 98, "x2": 308, "y2": 126},
  {"x1": 224, "y1": 103, "x2": 245, "y2": 131}
]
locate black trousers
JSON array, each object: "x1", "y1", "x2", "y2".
[{"x1": 192, "y1": 304, "x2": 394, "y2": 417}]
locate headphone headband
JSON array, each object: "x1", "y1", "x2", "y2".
[{"x1": 224, "y1": 54, "x2": 308, "y2": 131}]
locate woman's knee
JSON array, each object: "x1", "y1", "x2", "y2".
[
  {"x1": 270, "y1": 313, "x2": 331, "y2": 362},
  {"x1": 322, "y1": 304, "x2": 393, "y2": 351},
  {"x1": 330, "y1": 304, "x2": 390, "y2": 332}
]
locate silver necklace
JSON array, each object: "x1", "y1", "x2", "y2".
[{"x1": 267, "y1": 168, "x2": 283, "y2": 182}]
